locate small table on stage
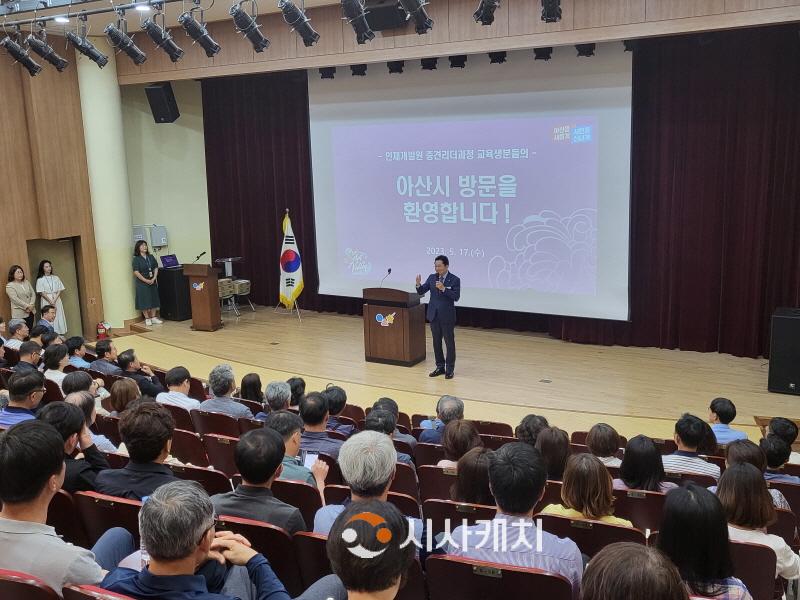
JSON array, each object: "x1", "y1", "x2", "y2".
[{"x1": 363, "y1": 288, "x2": 426, "y2": 366}]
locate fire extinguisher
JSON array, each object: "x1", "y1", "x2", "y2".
[{"x1": 96, "y1": 322, "x2": 108, "y2": 340}]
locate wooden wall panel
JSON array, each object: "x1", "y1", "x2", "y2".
[
  {"x1": 508, "y1": 0, "x2": 575, "y2": 36},
  {"x1": 295, "y1": 5, "x2": 345, "y2": 57},
  {"x1": 176, "y1": 33, "x2": 216, "y2": 70},
  {"x1": 725, "y1": 0, "x2": 800, "y2": 9},
  {"x1": 390, "y1": 0, "x2": 450, "y2": 47},
  {"x1": 207, "y1": 20, "x2": 256, "y2": 66},
  {"x1": 646, "y1": 0, "x2": 724, "y2": 20},
  {"x1": 448, "y1": 0, "x2": 509, "y2": 42},
  {"x1": 253, "y1": 12, "x2": 299, "y2": 61},
  {"x1": 573, "y1": 0, "x2": 645, "y2": 29}
]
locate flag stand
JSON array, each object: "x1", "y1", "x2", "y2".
[{"x1": 274, "y1": 301, "x2": 302, "y2": 322}]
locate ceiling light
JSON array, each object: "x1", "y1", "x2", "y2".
[
  {"x1": 350, "y1": 63, "x2": 366, "y2": 76},
  {"x1": 421, "y1": 57, "x2": 437, "y2": 70},
  {"x1": 230, "y1": 3, "x2": 270, "y2": 52},
  {"x1": 533, "y1": 46, "x2": 552, "y2": 60},
  {"x1": 26, "y1": 31, "x2": 69, "y2": 71},
  {"x1": 575, "y1": 43, "x2": 595, "y2": 57},
  {"x1": 178, "y1": 11, "x2": 220, "y2": 57},
  {"x1": 448, "y1": 54, "x2": 466, "y2": 68},
  {"x1": 66, "y1": 31, "x2": 108, "y2": 68},
  {"x1": 473, "y1": 0, "x2": 500, "y2": 26},
  {"x1": 141, "y1": 17, "x2": 184, "y2": 62},
  {"x1": 105, "y1": 21, "x2": 148, "y2": 65},
  {"x1": 279, "y1": 0, "x2": 319, "y2": 47},
  {"x1": 541, "y1": 0, "x2": 561, "y2": 22},
  {"x1": 398, "y1": 0, "x2": 432, "y2": 35},
  {"x1": 135, "y1": 4, "x2": 151, "y2": 11},
  {"x1": 55, "y1": 16, "x2": 70, "y2": 23},
  {"x1": 1, "y1": 36, "x2": 42, "y2": 76},
  {"x1": 341, "y1": 0, "x2": 374, "y2": 45}
]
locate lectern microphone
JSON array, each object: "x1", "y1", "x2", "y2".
[
  {"x1": 192, "y1": 251, "x2": 207, "y2": 264},
  {"x1": 379, "y1": 267, "x2": 392, "y2": 288}
]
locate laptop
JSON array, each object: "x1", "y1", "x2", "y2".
[{"x1": 160, "y1": 254, "x2": 181, "y2": 269}]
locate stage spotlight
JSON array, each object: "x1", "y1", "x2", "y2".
[
  {"x1": 26, "y1": 32, "x2": 69, "y2": 71},
  {"x1": 473, "y1": 0, "x2": 500, "y2": 26},
  {"x1": 1, "y1": 36, "x2": 42, "y2": 76},
  {"x1": 421, "y1": 57, "x2": 437, "y2": 70},
  {"x1": 319, "y1": 66, "x2": 335, "y2": 79},
  {"x1": 387, "y1": 60, "x2": 404, "y2": 74},
  {"x1": 575, "y1": 43, "x2": 595, "y2": 57},
  {"x1": 449, "y1": 54, "x2": 467, "y2": 68},
  {"x1": 341, "y1": 0, "x2": 374, "y2": 44},
  {"x1": 178, "y1": 11, "x2": 220, "y2": 57},
  {"x1": 488, "y1": 51, "x2": 506, "y2": 64},
  {"x1": 541, "y1": 0, "x2": 561, "y2": 23},
  {"x1": 398, "y1": 0, "x2": 433, "y2": 34},
  {"x1": 279, "y1": 0, "x2": 320, "y2": 47},
  {"x1": 350, "y1": 63, "x2": 367, "y2": 76},
  {"x1": 230, "y1": 2, "x2": 270, "y2": 52},
  {"x1": 66, "y1": 31, "x2": 109, "y2": 68},
  {"x1": 105, "y1": 22, "x2": 148, "y2": 65},
  {"x1": 533, "y1": 46, "x2": 552, "y2": 61},
  {"x1": 141, "y1": 17, "x2": 184, "y2": 62}
]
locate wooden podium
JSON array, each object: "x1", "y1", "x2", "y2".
[
  {"x1": 183, "y1": 264, "x2": 221, "y2": 332},
  {"x1": 363, "y1": 288, "x2": 426, "y2": 366}
]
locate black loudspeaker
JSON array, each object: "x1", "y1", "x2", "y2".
[
  {"x1": 144, "y1": 83, "x2": 180, "y2": 123},
  {"x1": 365, "y1": 0, "x2": 409, "y2": 31},
  {"x1": 157, "y1": 268, "x2": 192, "y2": 321},
  {"x1": 768, "y1": 307, "x2": 800, "y2": 395}
]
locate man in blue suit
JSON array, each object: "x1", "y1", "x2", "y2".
[{"x1": 416, "y1": 255, "x2": 461, "y2": 379}]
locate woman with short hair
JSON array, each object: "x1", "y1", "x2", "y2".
[
  {"x1": 5, "y1": 264, "x2": 36, "y2": 329},
  {"x1": 450, "y1": 446, "x2": 494, "y2": 506},
  {"x1": 586, "y1": 423, "x2": 622, "y2": 467},
  {"x1": 437, "y1": 420, "x2": 483, "y2": 469},
  {"x1": 535, "y1": 426, "x2": 570, "y2": 481}
]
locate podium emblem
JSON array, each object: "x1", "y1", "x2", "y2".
[{"x1": 375, "y1": 312, "x2": 396, "y2": 327}]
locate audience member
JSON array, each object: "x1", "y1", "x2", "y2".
[
  {"x1": 586, "y1": 423, "x2": 622, "y2": 467},
  {"x1": 438, "y1": 419, "x2": 482, "y2": 469},
  {"x1": 0, "y1": 370, "x2": 45, "y2": 428},
  {"x1": 41, "y1": 330, "x2": 61, "y2": 349},
  {"x1": 657, "y1": 484, "x2": 752, "y2": 599},
  {"x1": 37, "y1": 401, "x2": 109, "y2": 493},
  {"x1": 118, "y1": 349, "x2": 165, "y2": 398},
  {"x1": 12, "y1": 340, "x2": 41, "y2": 373},
  {"x1": 0, "y1": 315, "x2": 6, "y2": 345},
  {"x1": 760, "y1": 434, "x2": 800, "y2": 484},
  {"x1": 450, "y1": 446, "x2": 494, "y2": 505},
  {"x1": 156, "y1": 366, "x2": 201, "y2": 411},
  {"x1": 447, "y1": 442, "x2": 583, "y2": 597},
  {"x1": 199, "y1": 364, "x2": 254, "y2": 419},
  {"x1": 66, "y1": 391, "x2": 118, "y2": 453},
  {"x1": 38, "y1": 304, "x2": 57, "y2": 332},
  {"x1": 0, "y1": 342, "x2": 6, "y2": 370},
  {"x1": 373, "y1": 397, "x2": 416, "y2": 449},
  {"x1": 515, "y1": 413, "x2": 550, "y2": 447},
  {"x1": 769, "y1": 417, "x2": 800, "y2": 464},
  {"x1": 6, "y1": 265, "x2": 36, "y2": 329},
  {"x1": 264, "y1": 410, "x2": 328, "y2": 492},
  {"x1": 542, "y1": 453, "x2": 633, "y2": 526},
  {"x1": 102, "y1": 480, "x2": 291, "y2": 600},
  {"x1": 28, "y1": 324, "x2": 49, "y2": 347},
  {"x1": 66, "y1": 336, "x2": 92, "y2": 369},
  {"x1": 95, "y1": 402, "x2": 177, "y2": 500},
  {"x1": 43, "y1": 343, "x2": 70, "y2": 391},
  {"x1": 239, "y1": 373, "x2": 265, "y2": 405},
  {"x1": 419, "y1": 395, "x2": 464, "y2": 444},
  {"x1": 582, "y1": 543, "x2": 690, "y2": 600},
  {"x1": 364, "y1": 408, "x2": 414, "y2": 467},
  {"x1": 614, "y1": 435, "x2": 678, "y2": 493},
  {"x1": 661, "y1": 414, "x2": 721, "y2": 481},
  {"x1": 288, "y1": 376, "x2": 306, "y2": 406},
  {"x1": 265, "y1": 381, "x2": 291, "y2": 413},
  {"x1": 0, "y1": 420, "x2": 135, "y2": 595},
  {"x1": 3, "y1": 318, "x2": 28, "y2": 350},
  {"x1": 88, "y1": 339, "x2": 123, "y2": 375},
  {"x1": 300, "y1": 391, "x2": 344, "y2": 460},
  {"x1": 211, "y1": 428, "x2": 306, "y2": 534},
  {"x1": 708, "y1": 398, "x2": 747, "y2": 445},
  {"x1": 107, "y1": 378, "x2": 141, "y2": 416},
  {"x1": 718, "y1": 463, "x2": 800, "y2": 581},
  {"x1": 324, "y1": 384, "x2": 354, "y2": 437},
  {"x1": 535, "y1": 426, "x2": 570, "y2": 481}
]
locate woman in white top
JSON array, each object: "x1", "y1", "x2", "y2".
[
  {"x1": 718, "y1": 463, "x2": 800, "y2": 581},
  {"x1": 36, "y1": 260, "x2": 67, "y2": 335},
  {"x1": 42, "y1": 343, "x2": 70, "y2": 392}
]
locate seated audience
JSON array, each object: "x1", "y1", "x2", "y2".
[
  {"x1": 324, "y1": 384, "x2": 354, "y2": 437},
  {"x1": 211, "y1": 428, "x2": 306, "y2": 534},
  {"x1": 0, "y1": 315, "x2": 6, "y2": 345},
  {"x1": 313, "y1": 430, "x2": 422, "y2": 548},
  {"x1": 95, "y1": 402, "x2": 177, "y2": 500},
  {"x1": 66, "y1": 391, "x2": 118, "y2": 453},
  {"x1": 38, "y1": 304, "x2": 57, "y2": 332},
  {"x1": 107, "y1": 378, "x2": 142, "y2": 416},
  {"x1": 515, "y1": 413, "x2": 550, "y2": 447},
  {"x1": 3, "y1": 318, "x2": 29, "y2": 350},
  {"x1": 0, "y1": 370, "x2": 45, "y2": 428},
  {"x1": 438, "y1": 419, "x2": 482, "y2": 469},
  {"x1": 364, "y1": 408, "x2": 414, "y2": 467},
  {"x1": 118, "y1": 349, "x2": 165, "y2": 398},
  {"x1": 66, "y1": 336, "x2": 92, "y2": 369},
  {"x1": 62, "y1": 370, "x2": 110, "y2": 415},
  {"x1": 43, "y1": 343, "x2": 70, "y2": 391},
  {"x1": 582, "y1": 542, "x2": 690, "y2": 600},
  {"x1": 88, "y1": 339, "x2": 123, "y2": 375},
  {"x1": 657, "y1": 483, "x2": 752, "y2": 599},
  {"x1": 374, "y1": 396, "x2": 416, "y2": 449},
  {"x1": 239, "y1": 372, "x2": 265, "y2": 405},
  {"x1": 718, "y1": 463, "x2": 800, "y2": 581},
  {"x1": 447, "y1": 442, "x2": 583, "y2": 597},
  {"x1": 288, "y1": 375, "x2": 306, "y2": 406},
  {"x1": 542, "y1": 453, "x2": 633, "y2": 526},
  {"x1": 450, "y1": 446, "x2": 494, "y2": 505},
  {"x1": 37, "y1": 401, "x2": 109, "y2": 493},
  {"x1": 535, "y1": 426, "x2": 570, "y2": 481},
  {"x1": 156, "y1": 365, "x2": 201, "y2": 411},
  {"x1": 265, "y1": 381, "x2": 291, "y2": 413},
  {"x1": 12, "y1": 340, "x2": 41, "y2": 373},
  {"x1": 199, "y1": 364, "x2": 254, "y2": 419},
  {"x1": 614, "y1": 434, "x2": 678, "y2": 493},
  {"x1": 102, "y1": 480, "x2": 291, "y2": 600},
  {"x1": 708, "y1": 397, "x2": 748, "y2": 445},
  {"x1": 768, "y1": 417, "x2": 800, "y2": 464},
  {"x1": 300, "y1": 391, "x2": 344, "y2": 460},
  {"x1": 41, "y1": 330, "x2": 61, "y2": 349},
  {"x1": 586, "y1": 422, "x2": 622, "y2": 467},
  {"x1": 661, "y1": 413, "x2": 721, "y2": 481},
  {"x1": 264, "y1": 410, "x2": 328, "y2": 492},
  {"x1": 419, "y1": 395, "x2": 464, "y2": 444},
  {"x1": 0, "y1": 420, "x2": 135, "y2": 595},
  {"x1": 28, "y1": 324, "x2": 49, "y2": 347},
  {"x1": 0, "y1": 343, "x2": 6, "y2": 370},
  {"x1": 760, "y1": 434, "x2": 800, "y2": 484}
]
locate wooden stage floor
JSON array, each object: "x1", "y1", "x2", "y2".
[{"x1": 125, "y1": 307, "x2": 796, "y2": 440}]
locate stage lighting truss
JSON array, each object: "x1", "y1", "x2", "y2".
[
  {"x1": 0, "y1": 30, "x2": 42, "y2": 76},
  {"x1": 279, "y1": 0, "x2": 320, "y2": 47},
  {"x1": 26, "y1": 24, "x2": 69, "y2": 71},
  {"x1": 105, "y1": 10, "x2": 148, "y2": 64},
  {"x1": 541, "y1": 0, "x2": 561, "y2": 23},
  {"x1": 230, "y1": 0, "x2": 270, "y2": 52},
  {"x1": 66, "y1": 14, "x2": 109, "y2": 68},
  {"x1": 141, "y1": 6, "x2": 185, "y2": 62},
  {"x1": 341, "y1": 0, "x2": 374, "y2": 45},
  {"x1": 473, "y1": 0, "x2": 499, "y2": 26},
  {"x1": 178, "y1": 3, "x2": 221, "y2": 57},
  {"x1": 398, "y1": 0, "x2": 432, "y2": 35}
]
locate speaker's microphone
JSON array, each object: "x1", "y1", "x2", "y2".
[
  {"x1": 379, "y1": 267, "x2": 392, "y2": 288},
  {"x1": 192, "y1": 251, "x2": 207, "y2": 263}
]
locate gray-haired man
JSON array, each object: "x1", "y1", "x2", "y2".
[{"x1": 199, "y1": 364, "x2": 253, "y2": 419}]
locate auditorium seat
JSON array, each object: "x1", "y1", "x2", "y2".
[
  {"x1": 767, "y1": 508, "x2": 798, "y2": 549},
  {"x1": 335, "y1": 415, "x2": 359, "y2": 431},
  {"x1": 729, "y1": 540, "x2": 778, "y2": 600},
  {"x1": 425, "y1": 555, "x2": 572, "y2": 600},
  {"x1": 63, "y1": 364, "x2": 78, "y2": 374},
  {"x1": 161, "y1": 403, "x2": 194, "y2": 432},
  {"x1": 414, "y1": 443, "x2": 445, "y2": 467},
  {"x1": 316, "y1": 453, "x2": 343, "y2": 485},
  {"x1": 47, "y1": 490, "x2": 89, "y2": 548},
  {"x1": 340, "y1": 404, "x2": 365, "y2": 422},
  {"x1": 236, "y1": 398, "x2": 263, "y2": 416},
  {"x1": 323, "y1": 484, "x2": 351, "y2": 505},
  {"x1": 215, "y1": 515, "x2": 304, "y2": 596},
  {"x1": 569, "y1": 442, "x2": 589, "y2": 454},
  {"x1": 535, "y1": 514, "x2": 646, "y2": 557},
  {"x1": 102, "y1": 453, "x2": 129, "y2": 469},
  {"x1": 611, "y1": 488, "x2": 666, "y2": 534},
  {"x1": 293, "y1": 532, "x2": 331, "y2": 588},
  {"x1": 570, "y1": 431, "x2": 628, "y2": 448},
  {"x1": 0, "y1": 569, "x2": 59, "y2": 599},
  {"x1": 42, "y1": 379, "x2": 64, "y2": 405},
  {"x1": 423, "y1": 499, "x2": 496, "y2": 536},
  {"x1": 151, "y1": 367, "x2": 167, "y2": 388},
  {"x1": 396, "y1": 560, "x2": 427, "y2": 600},
  {"x1": 397, "y1": 412, "x2": 412, "y2": 431},
  {"x1": 412, "y1": 427, "x2": 424, "y2": 441},
  {"x1": 396, "y1": 423, "x2": 410, "y2": 435},
  {"x1": 479, "y1": 434, "x2": 516, "y2": 450},
  {"x1": 703, "y1": 454, "x2": 726, "y2": 473},
  {"x1": 168, "y1": 463, "x2": 233, "y2": 495},
  {"x1": 74, "y1": 491, "x2": 142, "y2": 545},
  {"x1": 271, "y1": 479, "x2": 322, "y2": 528},
  {"x1": 418, "y1": 465, "x2": 458, "y2": 501},
  {"x1": 201, "y1": 434, "x2": 238, "y2": 476},
  {"x1": 170, "y1": 429, "x2": 209, "y2": 467},
  {"x1": 191, "y1": 410, "x2": 240, "y2": 438},
  {"x1": 767, "y1": 481, "x2": 800, "y2": 517},
  {"x1": 663, "y1": 471, "x2": 717, "y2": 488},
  {"x1": 470, "y1": 420, "x2": 513, "y2": 437},
  {"x1": 238, "y1": 417, "x2": 263, "y2": 434},
  {"x1": 3, "y1": 349, "x2": 20, "y2": 367},
  {"x1": 782, "y1": 463, "x2": 800, "y2": 478},
  {"x1": 323, "y1": 485, "x2": 421, "y2": 519},
  {"x1": 533, "y1": 480, "x2": 564, "y2": 514},
  {"x1": 188, "y1": 377, "x2": 207, "y2": 402},
  {"x1": 94, "y1": 414, "x2": 121, "y2": 447},
  {"x1": 327, "y1": 430, "x2": 348, "y2": 442},
  {"x1": 63, "y1": 585, "x2": 136, "y2": 599},
  {"x1": 393, "y1": 438, "x2": 414, "y2": 456},
  {"x1": 391, "y1": 462, "x2": 419, "y2": 500},
  {"x1": 412, "y1": 414, "x2": 430, "y2": 428},
  {"x1": 651, "y1": 437, "x2": 678, "y2": 455}
]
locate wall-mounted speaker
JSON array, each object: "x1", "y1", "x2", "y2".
[{"x1": 144, "y1": 82, "x2": 180, "y2": 124}]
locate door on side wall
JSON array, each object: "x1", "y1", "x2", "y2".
[{"x1": 27, "y1": 238, "x2": 83, "y2": 338}]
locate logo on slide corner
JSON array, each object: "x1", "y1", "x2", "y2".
[
  {"x1": 375, "y1": 313, "x2": 395, "y2": 327},
  {"x1": 192, "y1": 282, "x2": 205, "y2": 292}
]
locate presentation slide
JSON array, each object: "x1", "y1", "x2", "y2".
[{"x1": 309, "y1": 45, "x2": 632, "y2": 320}]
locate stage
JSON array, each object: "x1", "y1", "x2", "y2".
[{"x1": 124, "y1": 307, "x2": 793, "y2": 440}]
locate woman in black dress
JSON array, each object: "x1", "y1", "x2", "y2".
[{"x1": 133, "y1": 241, "x2": 162, "y2": 326}]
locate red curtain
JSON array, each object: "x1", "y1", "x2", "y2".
[{"x1": 202, "y1": 25, "x2": 800, "y2": 358}]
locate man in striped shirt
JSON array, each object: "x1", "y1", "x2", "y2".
[{"x1": 662, "y1": 413, "x2": 721, "y2": 481}]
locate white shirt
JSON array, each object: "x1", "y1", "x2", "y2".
[
  {"x1": 789, "y1": 451, "x2": 800, "y2": 465},
  {"x1": 45, "y1": 369, "x2": 67, "y2": 391},
  {"x1": 598, "y1": 456, "x2": 622, "y2": 467},
  {"x1": 3, "y1": 339, "x2": 22, "y2": 350},
  {"x1": 662, "y1": 452, "x2": 721, "y2": 481},
  {"x1": 727, "y1": 524, "x2": 800, "y2": 580},
  {"x1": 156, "y1": 389, "x2": 201, "y2": 411}
]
